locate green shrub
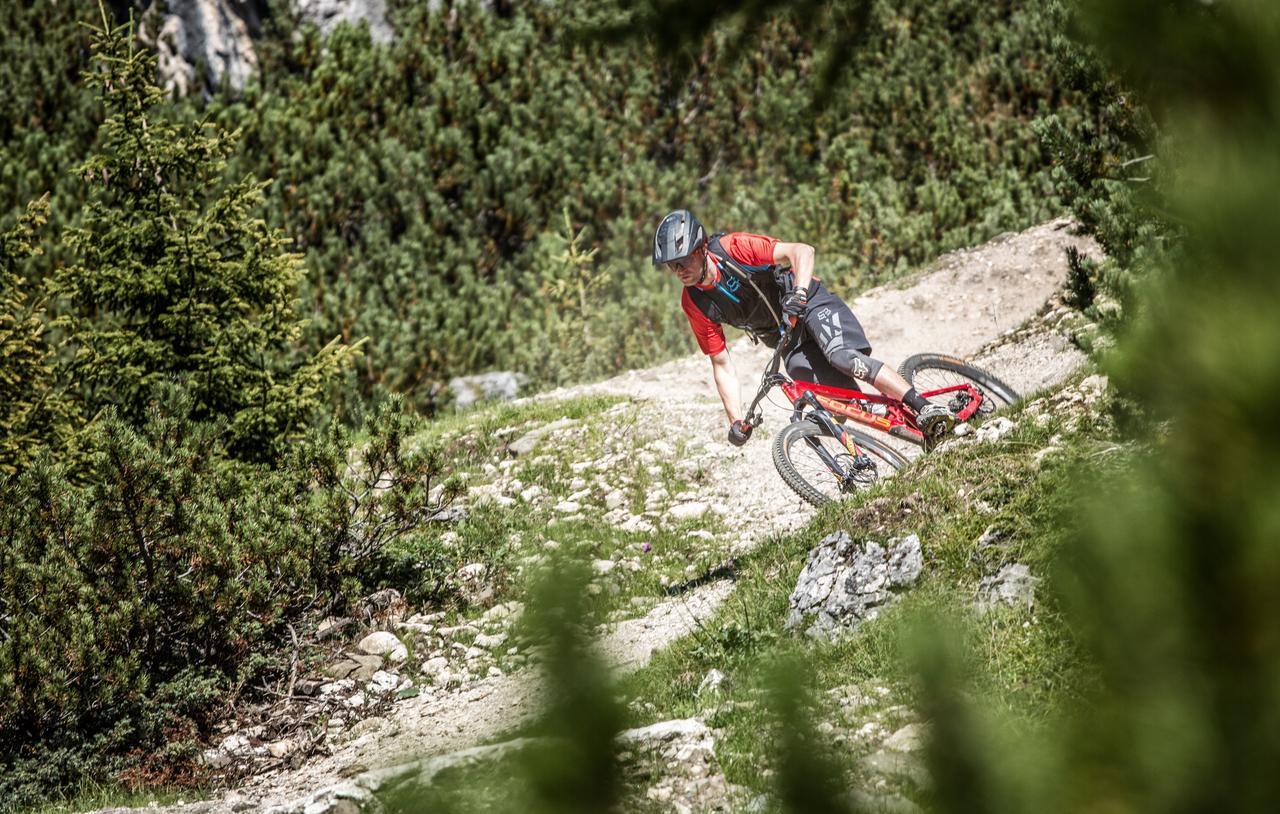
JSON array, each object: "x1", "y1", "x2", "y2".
[
  {"x1": 0, "y1": 390, "x2": 461, "y2": 809},
  {"x1": 49, "y1": 4, "x2": 357, "y2": 463},
  {"x1": 285, "y1": 393, "x2": 466, "y2": 599},
  {"x1": 204, "y1": 0, "x2": 1100, "y2": 400},
  {"x1": 0, "y1": 196, "x2": 77, "y2": 475},
  {"x1": 0, "y1": 402, "x2": 316, "y2": 806}
]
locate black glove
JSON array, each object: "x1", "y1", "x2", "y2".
[
  {"x1": 728, "y1": 420, "x2": 753, "y2": 447},
  {"x1": 781, "y1": 287, "x2": 809, "y2": 320}
]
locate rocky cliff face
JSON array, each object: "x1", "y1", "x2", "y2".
[
  {"x1": 135, "y1": 0, "x2": 392, "y2": 98},
  {"x1": 138, "y1": 0, "x2": 264, "y2": 97},
  {"x1": 294, "y1": 0, "x2": 393, "y2": 44}
]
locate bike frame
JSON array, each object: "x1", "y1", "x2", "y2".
[{"x1": 744, "y1": 328, "x2": 990, "y2": 456}]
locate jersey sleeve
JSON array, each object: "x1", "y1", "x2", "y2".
[
  {"x1": 681, "y1": 288, "x2": 727, "y2": 356},
  {"x1": 722, "y1": 232, "x2": 779, "y2": 270}
]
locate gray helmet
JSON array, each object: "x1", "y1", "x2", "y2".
[{"x1": 652, "y1": 209, "x2": 706, "y2": 266}]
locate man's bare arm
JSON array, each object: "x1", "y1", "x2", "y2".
[
  {"x1": 773, "y1": 241, "x2": 816, "y2": 291},
  {"x1": 709, "y1": 349, "x2": 743, "y2": 424}
]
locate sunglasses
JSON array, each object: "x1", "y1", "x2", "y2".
[{"x1": 665, "y1": 250, "x2": 702, "y2": 274}]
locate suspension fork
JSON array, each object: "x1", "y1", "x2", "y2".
[{"x1": 792, "y1": 392, "x2": 866, "y2": 470}]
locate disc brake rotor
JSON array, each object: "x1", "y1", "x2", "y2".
[{"x1": 838, "y1": 453, "x2": 878, "y2": 492}]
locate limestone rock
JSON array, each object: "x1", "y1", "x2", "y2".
[
  {"x1": 786, "y1": 532, "x2": 924, "y2": 639},
  {"x1": 975, "y1": 416, "x2": 1016, "y2": 443},
  {"x1": 976, "y1": 563, "x2": 1038, "y2": 612},
  {"x1": 324, "y1": 653, "x2": 383, "y2": 681},
  {"x1": 358, "y1": 631, "x2": 408, "y2": 663},
  {"x1": 421, "y1": 656, "x2": 449, "y2": 674},
  {"x1": 267, "y1": 738, "x2": 298, "y2": 759},
  {"x1": 367, "y1": 670, "x2": 400, "y2": 694},
  {"x1": 592, "y1": 559, "x2": 616, "y2": 575},
  {"x1": 508, "y1": 417, "x2": 579, "y2": 456},
  {"x1": 669, "y1": 501, "x2": 711, "y2": 520},
  {"x1": 697, "y1": 669, "x2": 727, "y2": 697},
  {"x1": 140, "y1": 0, "x2": 261, "y2": 98},
  {"x1": 481, "y1": 601, "x2": 523, "y2": 624},
  {"x1": 883, "y1": 722, "x2": 926, "y2": 752},
  {"x1": 449, "y1": 370, "x2": 527, "y2": 409},
  {"x1": 474, "y1": 632, "x2": 508, "y2": 650},
  {"x1": 861, "y1": 749, "x2": 930, "y2": 787},
  {"x1": 618, "y1": 718, "x2": 709, "y2": 744}
]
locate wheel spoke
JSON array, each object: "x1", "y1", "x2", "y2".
[
  {"x1": 913, "y1": 368, "x2": 1015, "y2": 418},
  {"x1": 785, "y1": 431, "x2": 896, "y2": 501}
]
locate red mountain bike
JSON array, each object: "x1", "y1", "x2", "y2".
[{"x1": 741, "y1": 328, "x2": 1019, "y2": 506}]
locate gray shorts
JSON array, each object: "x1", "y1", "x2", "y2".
[{"x1": 783, "y1": 282, "x2": 880, "y2": 389}]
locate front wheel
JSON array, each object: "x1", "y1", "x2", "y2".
[
  {"x1": 772, "y1": 420, "x2": 909, "y2": 507},
  {"x1": 898, "y1": 354, "x2": 1019, "y2": 421}
]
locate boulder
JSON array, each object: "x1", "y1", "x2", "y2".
[
  {"x1": 618, "y1": 718, "x2": 711, "y2": 745},
  {"x1": 449, "y1": 370, "x2": 528, "y2": 409},
  {"x1": 975, "y1": 416, "x2": 1016, "y2": 443},
  {"x1": 697, "y1": 669, "x2": 727, "y2": 697},
  {"x1": 481, "y1": 602, "x2": 523, "y2": 624},
  {"x1": 508, "y1": 418, "x2": 579, "y2": 456},
  {"x1": 358, "y1": 631, "x2": 408, "y2": 663},
  {"x1": 591, "y1": 559, "x2": 616, "y2": 575},
  {"x1": 976, "y1": 563, "x2": 1038, "y2": 612},
  {"x1": 325, "y1": 653, "x2": 384, "y2": 681},
  {"x1": 883, "y1": 723, "x2": 926, "y2": 752},
  {"x1": 474, "y1": 632, "x2": 508, "y2": 650},
  {"x1": 669, "y1": 501, "x2": 710, "y2": 520},
  {"x1": 786, "y1": 532, "x2": 924, "y2": 639},
  {"x1": 367, "y1": 670, "x2": 400, "y2": 694},
  {"x1": 422, "y1": 656, "x2": 449, "y2": 674}
]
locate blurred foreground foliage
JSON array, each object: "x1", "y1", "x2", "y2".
[
  {"x1": 914, "y1": 1, "x2": 1280, "y2": 812},
  {"x1": 378, "y1": 562, "x2": 623, "y2": 814}
]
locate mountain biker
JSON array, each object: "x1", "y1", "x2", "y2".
[{"x1": 652, "y1": 208, "x2": 954, "y2": 447}]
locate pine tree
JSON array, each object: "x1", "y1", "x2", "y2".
[
  {"x1": 0, "y1": 196, "x2": 76, "y2": 475},
  {"x1": 50, "y1": 2, "x2": 358, "y2": 461}
]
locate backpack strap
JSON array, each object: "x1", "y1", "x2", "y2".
[{"x1": 706, "y1": 232, "x2": 786, "y2": 330}]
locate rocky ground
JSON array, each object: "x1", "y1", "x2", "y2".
[{"x1": 91, "y1": 218, "x2": 1100, "y2": 814}]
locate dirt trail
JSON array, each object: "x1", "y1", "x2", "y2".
[{"x1": 93, "y1": 218, "x2": 1099, "y2": 814}]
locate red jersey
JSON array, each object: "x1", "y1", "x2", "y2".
[{"x1": 681, "y1": 232, "x2": 779, "y2": 355}]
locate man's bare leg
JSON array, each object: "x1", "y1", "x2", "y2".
[
  {"x1": 871, "y1": 366, "x2": 913, "y2": 401},
  {"x1": 871, "y1": 364, "x2": 955, "y2": 440}
]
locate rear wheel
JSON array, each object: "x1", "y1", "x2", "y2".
[
  {"x1": 898, "y1": 354, "x2": 1019, "y2": 421},
  {"x1": 772, "y1": 420, "x2": 909, "y2": 507}
]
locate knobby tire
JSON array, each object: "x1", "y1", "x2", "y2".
[
  {"x1": 772, "y1": 420, "x2": 909, "y2": 508},
  {"x1": 897, "y1": 354, "x2": 1019, "y2": 416}
]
